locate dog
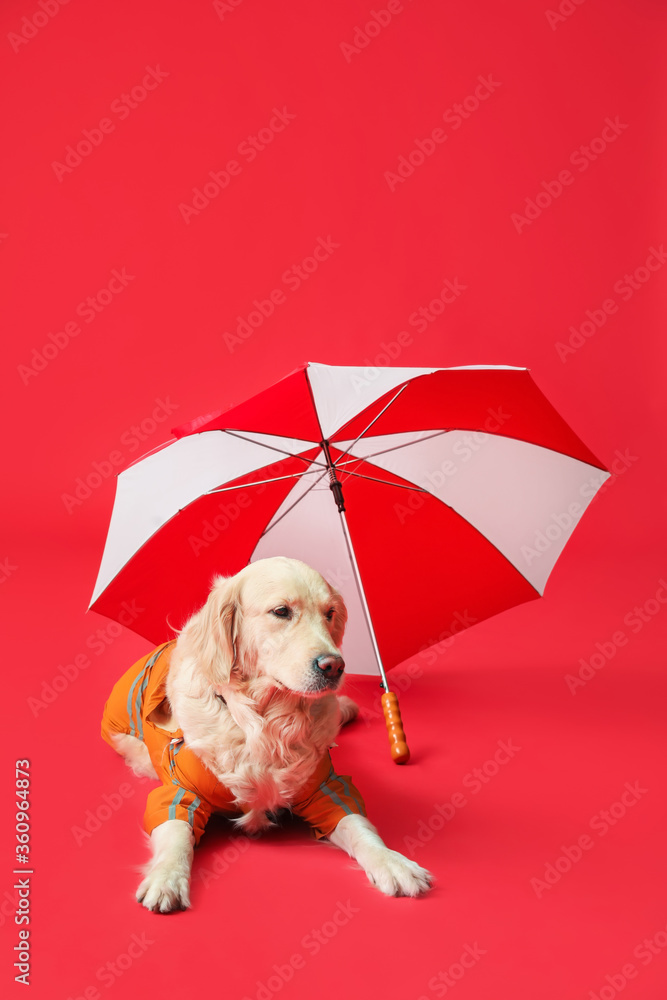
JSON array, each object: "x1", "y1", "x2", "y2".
[{"x1": 101, "y1": 556, "x2": 432, "y2": 911}]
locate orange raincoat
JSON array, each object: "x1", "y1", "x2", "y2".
[{"x1": 101, "y1": 642, "x2": 366, "y2": 845}]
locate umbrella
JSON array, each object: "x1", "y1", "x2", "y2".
[{"x1": 89, "y1": 362, "x2": 610, "y2": 763}]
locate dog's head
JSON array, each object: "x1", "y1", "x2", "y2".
[{"x1": 185, "y1": 557, "x2": 348, "y2": 697}]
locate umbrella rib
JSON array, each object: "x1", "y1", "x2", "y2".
[
  {"x1": 222, "y1": 429, "x2": 328, "y2": 469},
  {"x1": 332, "y1": 430, "x2": 449, "y2": 494},
  {"x1": 338, "y1": 469, "x2": 428, "y2": 492},
  {"x1": 332, "y1": 384, "x2": 409, "y2": 467},
  {"x1": 335, "y1": 429, "x2": 450, "y2": 466},
  {"x1": 206, "y1": 469, "x2": 324, "y2": 494},
  {"x1": 258, "y1": 468, "x2": 331, "y2": 538}
]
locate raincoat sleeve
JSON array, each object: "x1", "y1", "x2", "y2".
[
  {"x1": 100, "y1": 651, "x2": 154, "y2": 747},
  {"x1": 291, "y1": 751, "x2": 367, "y2": 840},
  {"x1": 144, "y1": 782, "x2": 213, "y2": 846},
  {"x1": 100, "y1": 642, "x2": 173, "y2": 748}
]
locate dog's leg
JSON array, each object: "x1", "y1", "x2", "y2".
[
  {"x1": 136, "y1": 820, "x2": 194, "y2": 913},
  {"x1": 336, "y1": 695, "x2": 359, "y2": 726},
  {"x1": 329, "y1": 814, "x2": 432, "y2": 897},
  {"x1": 111, "y1": 732, "x2": 158, "y2": 779}
]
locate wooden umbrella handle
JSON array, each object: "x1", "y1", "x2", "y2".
[{"x1": 381, "y1": 691, "x2": 410, "y2": 764}]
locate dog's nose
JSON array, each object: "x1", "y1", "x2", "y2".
[{"x1": 313, "y1": 654, "x2": 345, "y2": 679}]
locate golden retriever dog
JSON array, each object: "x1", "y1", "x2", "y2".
[{"x1": 105, "y1": 556, "x2": 432, "y2": 911}]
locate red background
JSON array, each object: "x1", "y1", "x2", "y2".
[{"x1": 2, "y1": 1, "x2": 666, "y2": 998}]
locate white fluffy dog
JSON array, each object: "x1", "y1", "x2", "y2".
[{"x1": 108, "y1": 557, "x2": 432, "y2": 911}]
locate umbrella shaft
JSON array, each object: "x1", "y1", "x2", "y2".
[
  {"x1": 321, "y1": 438, "x2": 346, "y2": 512},
  {"x1": 322, "y1": 437, "x2": 389, "y2": 691},
  {"x1": 339, "y1": 507, "x2": 390, "y2": 693}
]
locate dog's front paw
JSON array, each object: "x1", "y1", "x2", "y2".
[
  {"x1": 136, "y1": 865, "x2": 191, "y2": 913},
  {"x1": 337, "y1": 695, "x2": 359, "y2": 725},
  {"x1": 363, "y1": 848, "x2": 433, "y2": 897}
]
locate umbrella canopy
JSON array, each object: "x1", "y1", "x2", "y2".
[{"x1": 90, "y1": 362, "x2": 610, "y2": 679}]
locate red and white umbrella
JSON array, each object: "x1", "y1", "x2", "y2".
[{"x1": 90, "y1": 362, "x2": 609, "y2": 761}]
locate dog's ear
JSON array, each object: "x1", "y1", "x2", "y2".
[
  {"x1": 329, "y1": 589, "x2": 348, "y2": 648},
  {"x1": 186, "y1": 575, "x2": 239, "y2": 688}
]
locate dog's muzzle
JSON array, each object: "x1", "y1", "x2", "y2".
[{"x1": 312, "y1": 653, "x2": 345, "y2": 688}]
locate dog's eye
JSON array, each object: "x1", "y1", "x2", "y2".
[
  {"x1": 325, "y1": 608, "x2": 335, "y2": 621},
  {"x1": 271, "y1": 606, "x2": 291, "y2": 619}
]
